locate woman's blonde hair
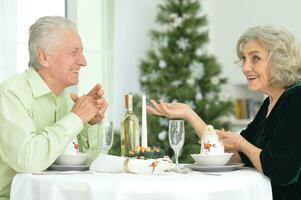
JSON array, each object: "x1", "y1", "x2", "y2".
[{"x1": 237, "y1": 25, "x2": 301, "y2": 87}]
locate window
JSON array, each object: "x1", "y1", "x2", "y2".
[{"x1": 17, "y1": 0, "x2": 65, "y2": 72}]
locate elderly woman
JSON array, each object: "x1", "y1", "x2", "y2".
[{"x1": 147, "y1": 25, "x2": 301, "y2": 200}]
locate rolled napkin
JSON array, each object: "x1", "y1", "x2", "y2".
[{"x1": 90, "y1": 154, "x2": 175, "y2": 175}]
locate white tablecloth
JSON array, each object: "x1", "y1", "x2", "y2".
[{"x1": 10, "y1": 168, "x2": 272, "y2": 200}]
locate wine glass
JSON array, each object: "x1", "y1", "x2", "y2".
[
  {"x1": 99, "y1": 120, "x2": 114, "y2": 154},
  {"x1": 168, "y1": 119, "x2": 185, "y2": 170}
]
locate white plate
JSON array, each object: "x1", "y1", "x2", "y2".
[
  {"x1": 48, "y1": 164, "x2": 89, "y2": 171},
  {"x1": 54, "y1": 153, "x2": 88, "y2": 165},
  {"x1": 185, "y1": 163, "x2": 244, "y2": 172}
]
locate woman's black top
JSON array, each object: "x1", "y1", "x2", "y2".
[{"x1": 239, "y1": 83, "x2": 301, "y2": 200}]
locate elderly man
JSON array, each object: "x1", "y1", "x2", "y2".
[{"x1": 0, "y1": 16, "x2": 108, "y2": 199}]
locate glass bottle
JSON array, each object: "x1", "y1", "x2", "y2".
[{"x1": 120, "y1": 94, "x2": 140, "y2": 156}]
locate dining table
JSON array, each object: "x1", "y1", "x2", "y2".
[{"x1": 10, "y1": 166, "x2": 272, "y2": 200}]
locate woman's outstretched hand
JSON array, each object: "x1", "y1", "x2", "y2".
[{"x1": 146, "y1": 99, "x2": 191, "y2": 120}]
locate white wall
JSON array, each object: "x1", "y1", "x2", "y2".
[
  {"x1": 16, "y1": 0, "x2": 65, "y2": 73},
  {"x1": 0, "y1": 0, "x2": 17, "y2": 81},
  {"x1": 203, "y1": 0, "x2": 301, "y2": 84},
  {"x1": 0, "y1": 0, "x2": 64, "y2": 81},
  {"x1": 112, "y1": 0, "x2": 161, "y2": 127}
]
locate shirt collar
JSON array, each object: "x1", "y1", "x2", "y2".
[{"x1": 26, "y1": 68, "x2": 52, "y2": 98}]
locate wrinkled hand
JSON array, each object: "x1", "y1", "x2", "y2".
[
  {"x1": 70, "y1": 84, "x2": 108, "y2": 125},
  {"x1": 87, "y1": 84, "x2": 104, "y2": 99},
  {"x1": 89, "y1": 99, "x2": 108, "y2": 125},
  {"x1": 216, "y1": 130, "x2": 245, "y2": 152},
  {"x1": 146, "y1": 99, "x2": 191, "y2": 120},
  {"x1": 70, "y1": 94, "x2": 98, "y2": 123},
  {"x1": 86, "y1": 84, "x2": 108, "y2": 124}
]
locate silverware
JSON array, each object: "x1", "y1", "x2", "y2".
[
  {"x1": 170, "y1": 166, "x2": 194, "y2": 174},
  {"x1": 202, "y1": 173, "x2": 221, "y2": 176},
  {"x1": 32, "y1": 171, "x2": 93, "y2": 175}
]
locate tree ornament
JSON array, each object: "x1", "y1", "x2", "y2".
[
  {"x1": 176, "y1": 37, "x2": 189, "y2": 50},
  {"x1": 158, "y1": 130, "x2": 168, "y2": 141},
  {"x1": 159, "y1": 60, "x2": 167, "y2": 69},
  {"x1": 211, "y1": 76, "x2": 220, "y2": 85},
  {"x1": 195, "y1": 48, "x2": 204, "y2": 56},
  {"x1": 186, "y1": 77, "x2": 195, "y2": 86},
  {"x1": 189, "y1": 61, "x2": 204, "y2": 80},
  {"x1": 170, "y1": 80, "x2": 183, "y2": 87},
  {"x1": 159, "y1": 118, "x2": 169, "y2": 126},
  {"x1": 157, "y1": 35, "x2": 169, "y2": 48},
  {"x1": 196, "y1": 92, "x2": 203, "y2": 100},
  {"x1": 140, "y1": 76, "x2": 148, "y2": 82}
]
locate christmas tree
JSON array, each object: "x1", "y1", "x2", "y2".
[{"x1": 133, "y1": 0, "x2": 234, "y2": 163}]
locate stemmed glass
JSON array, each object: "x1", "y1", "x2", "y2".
[
  {"x1": 168, "y1": 120, "x2": 185, "y2": 171},
  {"x1": 99, "y1": 120, "x2": 114, "y2": 154}
]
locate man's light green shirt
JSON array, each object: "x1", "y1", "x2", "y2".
[{"x1": 0, "y1": 68, "x2": 101, "y2": 199}]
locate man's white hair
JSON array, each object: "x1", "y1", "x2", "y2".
[{"x1": 28, "y1": 16, "x2": 77, "y2": 69}]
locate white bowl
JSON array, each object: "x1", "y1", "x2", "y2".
[
  {"x1": 54, "y1": 153, "x2": 88, "y2": 165},
  {"x1": 191, "y1": 153, "x2": 234, "y2": 166}
]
